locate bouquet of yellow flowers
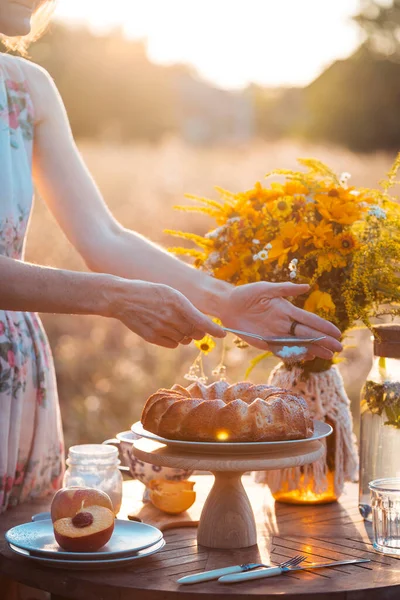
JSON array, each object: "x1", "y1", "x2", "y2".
[
  {"x1": 167, "y1": 156, "x2": 400, "y2": 342},
  {"x1": 167, "y1": 156, "x2": 400, "y2": 504}
]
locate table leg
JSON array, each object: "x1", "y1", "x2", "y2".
[{"x1": 197, "y1": 471, "x2": 257, "y2": 549}]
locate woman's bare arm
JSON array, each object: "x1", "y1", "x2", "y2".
[
  {"x1": 0, "y1": 255, "x2": 109, "y2": 315},
  {"x1": 0, "y1": 255, "x2": 225, "y2": 348}
]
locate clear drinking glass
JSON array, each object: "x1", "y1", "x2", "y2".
[
  {"x1": 63, "y1": 444, "x2": 123, "y2": 514},
  {"x1": 369, "y1": 478, "x2": 400, "y2": 555}
]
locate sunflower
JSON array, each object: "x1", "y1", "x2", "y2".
[
  {"x1": 334, "y1": 232, "x2": 358, "y2": 254},
  {"x1": 194, "y1": 335, "x2": 216, "y2": 355},
  {"x1": 271, "y1": 196, "x2": 293, "y2": 219}
]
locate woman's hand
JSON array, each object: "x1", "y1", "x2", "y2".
[
  {"x1": 108, "y1": 280, "x2": 225, "y2": 349},
  {"x1": 219, "y1": 282, "x2": 342, "y2": 360}
]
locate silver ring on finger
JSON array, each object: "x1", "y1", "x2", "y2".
[
  {"x1": 289, "y1": 320, "x2": 300, "y2": 336},
  {"x1": 178, "y1": 334, "x2": 190, "y2": 343}
]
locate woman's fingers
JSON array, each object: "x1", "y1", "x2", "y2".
[
  {"x1": 290, "y1": 305, "x2": 342, "y2": 342},
  {"x1": 266, "y1": 282, "x2": 310, "y2": 298},
  {"x1": 168, "y1": 327, "x2": 202, "y2": 344},
  {"x1": 178, "y1": 301, "x2": 226, "y2": 339},
  {"x1": 159, "y1": 337, "x2": 179, "y2": 349},
  {"x1": 117, "y1": 282, "x2": 226, "y2": 349},
  {"x1": 137, "y1": 326, "x2": 179, "y2": 348},
  {"x1": 291, "y1": 322, "x2": 342, "y2": 354},
  {"x1": 167, "y1": 329, "x2": 192, "y2": 344}
]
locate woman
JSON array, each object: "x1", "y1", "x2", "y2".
[{"x1": 0, "y1": 0, "x2": 342, "y2": 512}]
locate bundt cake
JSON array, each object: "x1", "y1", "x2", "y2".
[{"x1": 141, "y1": 381, "x2": 313, "y2": 442}]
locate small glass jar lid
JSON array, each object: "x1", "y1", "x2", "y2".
[{"x1": 67, "y1": 444, "x2": 120, "y2": 466}]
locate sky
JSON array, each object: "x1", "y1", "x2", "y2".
[{"x1": 54, "y1": 0, "x2": 362, "y2": 90}]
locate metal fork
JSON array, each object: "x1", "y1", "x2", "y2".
[
  {"x1": 240, "y1": 554, "x2": 307, "y2": 572},
  {"x1": 275, "y1": 554, "x2": 308, "y2": 569},
  {"x1": 222, "y1": 326, "x2": 325, "y2": 346}
]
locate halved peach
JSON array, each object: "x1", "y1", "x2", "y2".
[
  {"x1": 51, "y1": 487, "x2": 114, "y2": 522},
  {"x1": 53, "y1": 505, "x2": 114, "y2": 552}
]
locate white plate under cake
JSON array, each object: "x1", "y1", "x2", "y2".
[{"x1": 132, "y1": 420, "x2": 331, "y2": 455}]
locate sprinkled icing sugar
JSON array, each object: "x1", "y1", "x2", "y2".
[{"x1": 276, "y1": 345, "x2": 307, "y2": 359}]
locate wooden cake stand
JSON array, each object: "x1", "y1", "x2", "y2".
[{"x1": 131, "y1": 437, "x2": 325, "y2": 550}]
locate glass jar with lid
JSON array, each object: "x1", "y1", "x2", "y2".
[
  {"x1": 359, "y1": 325, "x2": 400, "y2": 521},
  {"x1": 63, "y1": 444, "x2": 123, "y2": 515}
]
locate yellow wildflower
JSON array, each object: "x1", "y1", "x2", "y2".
[
  {"x1": 268, "y1": 221, "x2": 307, "y2": 267},
  {"x1": 214, "y1": 260, "x2": 241, "y2": 281},
  {"x1": 304, "y1": 290, "x2": 336, "y2": 315},
  {"x1": 244, "y1": 182, "x2": 280, "y2": 204},
  {"x1": 271, "y1": 196, "x2": 293, "y2": 219},
  {"x1": 334, "y1": 232, "x2": 358, "y2": 254},
  {"x1": 304, "y1": 221, "x2": 334, "y2": 249},
  {"x1": 194, "y1": 335, "x2": 216, "y2": 355},
  {"x1": 317, "y1": 252, "x2": 347, "y2": 272},
  {"x1": 284, "y1": 180, "x2": 309, "y2": 196},
  {"x1": 315, "y1": 191, "x2": 365, "y2": 225}
]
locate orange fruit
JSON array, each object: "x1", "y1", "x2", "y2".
[
  {"x1": 148, "y1": 479, "x2": 196, "y2": 514},
  {"x1": 148, "y1": 479, "x2": 194, "y2": 492}
]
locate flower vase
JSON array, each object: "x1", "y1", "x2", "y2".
[{"x1": 256, "y1": 359, "x2": 358, "y2": 504}]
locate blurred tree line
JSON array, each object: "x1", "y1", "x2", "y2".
[
  {"x1": 254, "y1": 0, "x2": 400, "y2": 152},
  {"x1": 2, "y1": 0, "x2": 400, "y2": 151}
]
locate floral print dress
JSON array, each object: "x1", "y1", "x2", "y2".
[{"x1": 0, "y1": 56, "x2": 64, "y2": 513}]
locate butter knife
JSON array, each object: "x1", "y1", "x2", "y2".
[
  {"x1": 177, "y1": 563, "x2": 270, "y2": 585},
  {"x1": 218, "y1": 558, "x2": 371, "y2": 583}
]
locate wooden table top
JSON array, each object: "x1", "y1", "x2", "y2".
[{"x1": 1, "y1": 476, "x2": 399, "y2": 600}]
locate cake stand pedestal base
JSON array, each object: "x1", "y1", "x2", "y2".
[
  {"x1": 131, "y1": 438, "x2": 324, "y2": 549},
  {"x1": 197, "y1": 470, "x2": 256, "y2": 548}
]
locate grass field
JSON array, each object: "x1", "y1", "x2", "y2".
[{"x1": 25, "y1": 137, "x2": 396, "y2": 450}]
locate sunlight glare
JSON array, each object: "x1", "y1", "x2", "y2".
[{"x1": 54, "y1": 0, "x2": 361, "y2": 89}]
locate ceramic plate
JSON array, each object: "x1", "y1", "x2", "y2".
[
  {"x1": 131, "y1": 420, "x2": 332, "y2": 455},
  {"x1": 5, "y1": 518, "x2": 163, "y2": 560},
  {"x1": 7, "y1": 538, "x2": 165, "y2": 570}
]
